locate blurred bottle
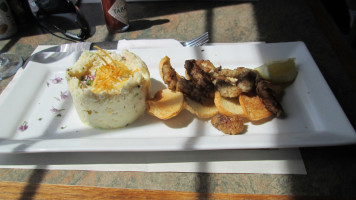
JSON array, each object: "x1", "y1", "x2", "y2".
[
  {"x1": 0, "y1": 0, "x2": 17, "y2": 39},
  {"x1": 101, "y1": 0, "x2": 129, "y2": 33}
]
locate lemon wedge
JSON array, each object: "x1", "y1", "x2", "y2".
[{"x1": 255, "y1": 58, "x2": 297, "y2": 83}]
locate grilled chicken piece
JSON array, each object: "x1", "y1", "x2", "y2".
[
  {"x1": 183, "y1": 60, "x2": 259, "y2": 100},
  {"x1": 255, "y1": 78, "x2": 283, "y2": 117},
  {"x1": 159, "y1": 56, "x2": 180, "y2": 91},
  {"x1": 184, "y1": 60, "x2": 215, "y2": 91},
  {"x1": 176, "y1": 78, "x2": 214, "y2": 102},
  {"x1": 213, "y1": 68, "x2": 257, "y2": 98},
  {"x1": 160, "y1": 58, "x2": 214, "y2": 102},
  {"x1": 211, "y1": 113, "x2": 246, "y2": 135}
]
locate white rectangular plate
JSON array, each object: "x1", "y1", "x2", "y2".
[{"x1": 0, "y1": 41, "x2": 355, "y2": 153}]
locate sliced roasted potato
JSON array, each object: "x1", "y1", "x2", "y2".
[
  {"x1": 147, "y1": 89, "x2": 184, "y2": 120},
  {"x1": 214, "y1": 91, "x2": 245, "y2": 117},
  {"x1": 184, "y1": 97, "x2": 218, "y2": 118},
  {"x1": 239, "y1": 93, "x2": 272, "y2": 121}
]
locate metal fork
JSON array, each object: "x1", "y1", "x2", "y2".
[{"x1": 181, "y1": 32, "x2": 209, "y2": 47}]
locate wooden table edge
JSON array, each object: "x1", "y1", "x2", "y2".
[{"x1": 0, "y1": 181, "x2": 340, "y2": 200}]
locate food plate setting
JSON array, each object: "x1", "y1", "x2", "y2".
[{"x1": 0, "y1": 41, "x2": 355, "y2": 153}]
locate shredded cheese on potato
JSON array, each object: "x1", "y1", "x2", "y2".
[{"x1": 91, "y1": 46, "x2": 136, "y2": 93}]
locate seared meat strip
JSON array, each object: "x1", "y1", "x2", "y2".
[
  {"x1": 195, "y1": 60, "x2": 217, "y2": 74},
  {"x1": 214, "y1": 81, "x2": 241, "y2": 98},
  {"x1": 175, "y1": 60, "x2": 216, "y2": 102},
  {"x1": 184, "y1": 60, "x2": 215, "y2": 91},
  {"x1": 184, "y1": 60, "x2": 258, "y2": 98},
  {"x1": 176, "y1": 78, "x2": 214, "y2": 102},
  {"x1": 213, "y1": 68, "x2": 257, "y2": 98},
  {"x1": 160, "y1": 58, "x2": 179, "y2": 91},
  {"x1": 160, "y1": 58, "x2": 214, "y2": 102},
  {"x1": 235, "y1": 69, "x2": 257, "y2": 93},
  {"x1": 255, "y1": 78, "x2": 283, "y2": 117}
]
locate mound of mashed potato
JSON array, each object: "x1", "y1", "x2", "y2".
[{"x1": 66, "y1": 49, "x2": 150, "y2": 129}]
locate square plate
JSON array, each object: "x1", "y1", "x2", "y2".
[{"x1": 0, "y1": 41, "x2": 355, "y2": 152}]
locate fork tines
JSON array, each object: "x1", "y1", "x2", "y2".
[{"x1": 183, "y1": 32, "x2": 209, "y2": 47}]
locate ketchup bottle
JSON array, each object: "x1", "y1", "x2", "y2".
[{"x1": 101, "y1": 0, "x2": 129, "y2": 33}]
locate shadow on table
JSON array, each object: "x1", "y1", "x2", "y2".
[{"x1": 253, "y1": 0, "x2": 356, "y2": 198}]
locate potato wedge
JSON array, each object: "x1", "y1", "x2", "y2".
[
  {"x1": 184, "y1": 97, "x2": 218, "y2": 118},
  {"x1": 239, "y1": 93, "x2": 272, "y2": 121},
  {"x1": 147, "y1": 89, "x2": 184, "y2": 120},
  {"x1": 214, "y1": 91, "x2": 245, "y2": 117}
]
